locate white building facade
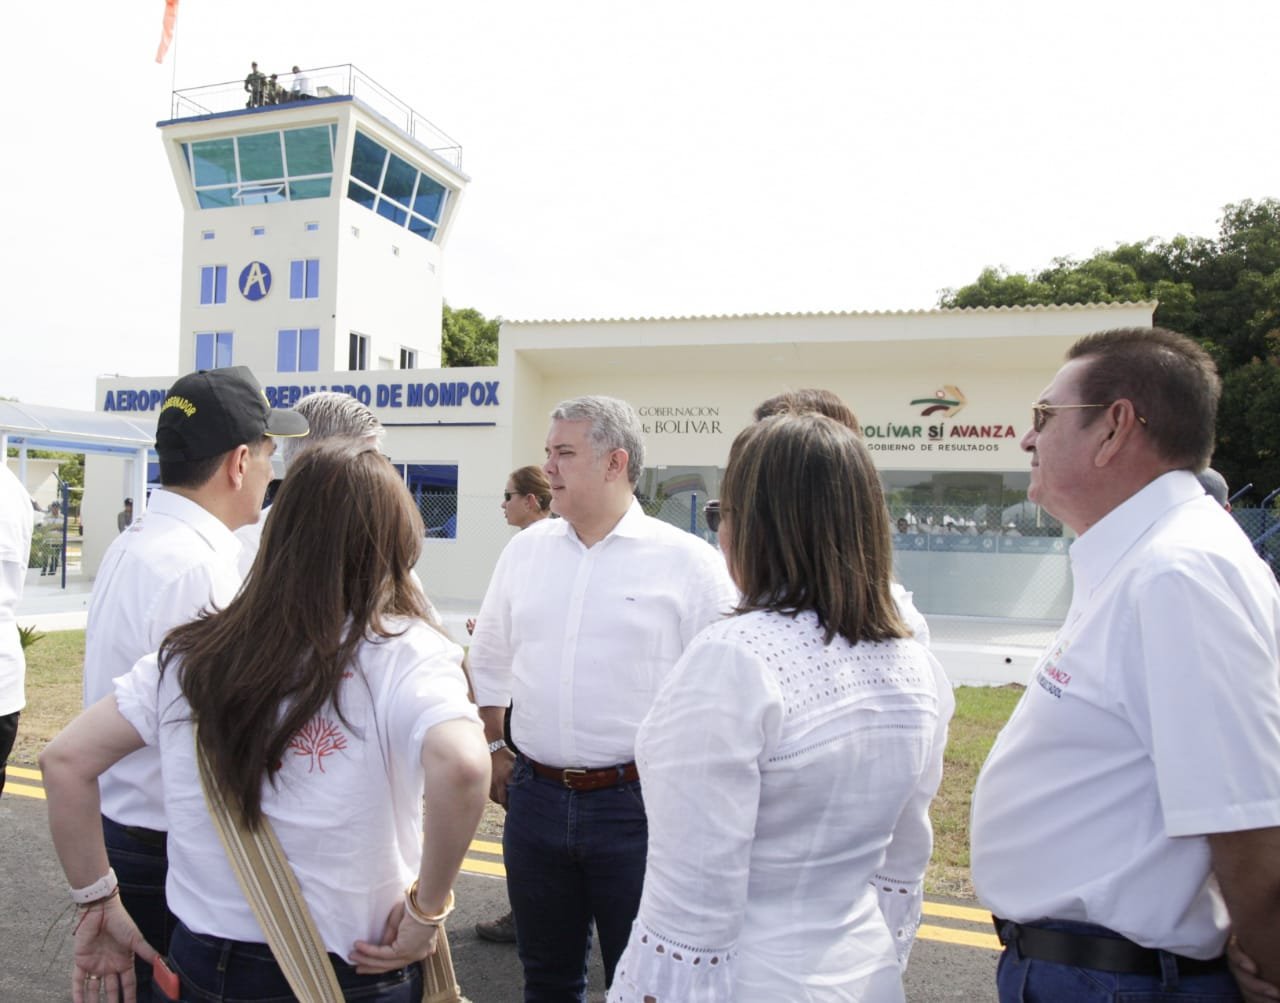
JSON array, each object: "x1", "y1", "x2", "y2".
[{"x1": 88, "y1": 68, "x2": 1157, "y2": 620}]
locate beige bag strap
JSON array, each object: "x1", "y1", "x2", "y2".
[{"x1": 195, "y1": 732, "x2": 345, "y2": 1003}]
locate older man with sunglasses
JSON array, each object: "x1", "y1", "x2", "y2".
[{"x1": 970, "y1": 328, "x2": 1280, "y2": 1002}]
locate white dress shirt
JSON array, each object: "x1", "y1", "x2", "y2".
[
  {"x1": 971, "y1": 470, "x2": 1280, "y2": 957},
  {"x1": 0, "y1": 465, "x2": 34, "y2": 717},
  {"x1": 85, "y1": 490, "x2": 243, "y2": 829},
  {"x1": 114, "y1": 619, "x2": 479, "y2": 956},
  {"x1": 468, "y1": 499, "x2": 738, "y2": 768},
  {"x1": 608, "y1": 609, "x2": 951, "y2": 1002}
]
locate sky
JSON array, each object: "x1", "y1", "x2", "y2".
[{"x1": 4, "y1": 0, "x2": 1278, "y2": 409}]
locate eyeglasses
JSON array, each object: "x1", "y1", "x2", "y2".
[
  {"x1": 502, "y1": 491, "x2": 519, "y2": 502},
  {"x1": 1030, "y1": 401, "x2": 1148, "y2": 434},
  {"x1": 704, "y1": 500, "x2": 722, "y2": 533}
]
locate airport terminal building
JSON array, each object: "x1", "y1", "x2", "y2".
[{"x1": 81, "y1": 66, "x2": 1156, "y2": 619}]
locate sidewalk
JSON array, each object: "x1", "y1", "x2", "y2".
[{"x1": 18, "y1": 575, "x2": 1054, "y2": 686}]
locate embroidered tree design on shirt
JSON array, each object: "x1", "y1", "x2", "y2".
[{"x1": 288, "y1": 718, "x2": 348, "y2": 773}]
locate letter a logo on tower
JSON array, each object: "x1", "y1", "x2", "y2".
[{"x1": 239, "y1": 261, "x2": 273, "y2": 301}]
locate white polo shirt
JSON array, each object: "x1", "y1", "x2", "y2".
[
  {"x1": 0, "y1": 465, "x2": 35, "y2": 717},
  {"x1": 85, "y1": 489, "x2": 243, "y2": 830},
  {"x1": 971, "y1": 470, "x2": 1280, "y2": 957},
  {"x1": 114, "y1": 619, "x2": 479, "y2": 956},
  {"x1": 468, "y1": 499, "x2": 738, "y2": 768}
]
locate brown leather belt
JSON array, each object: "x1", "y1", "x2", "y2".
[{"x1": 525, "y1": 756, "x2": 639, "y2": 792}]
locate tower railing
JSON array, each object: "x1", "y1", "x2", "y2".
[{"x1": 168, "y1": 63, "x2": 463, "y2": 169}]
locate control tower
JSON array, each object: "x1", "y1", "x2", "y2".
[{"x1": 159, "y1": 65, "x2": 468, "y2": 377}]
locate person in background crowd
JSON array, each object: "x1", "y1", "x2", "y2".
[
  {"x1": 471, "y1": 464, "x2": 554, "y2": 945},
  {"x1": 79, "y1": 366, "x2": 307, "y2": 995},
  {"x1": 608, "y1": 413, "x2": 951, "y2": 1002},
  {"x1": 468, "y1": 395, "x2": 737, "y2": 1000},
  {"x1": 40, "y1": 501, "x2": 62, "y2": 577},
  {"x1": 243, "y1": 62, "x2": 265, "y2": 107},
  {"x1": 971, "y1": 328, "x2": 1280, "y2": 1001},
  {"x1": 117, "y1": 498, "x2": 133, "y2": 534},
  {"x1": 0, "y1": 462, "x2": 34, "y2": 798},
  {"x1": 42, "y1": 441, "x2": 488, "y2": 1003},
  {"x1": 290, "y1": 65, "x2": 314, "y2": 100}
]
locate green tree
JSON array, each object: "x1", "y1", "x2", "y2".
[
  {"x1": 441, "y1": 304, "x2": 500, "y2": 367},
  {"x1": 938, "y1": 199, "x2": 1280, "y2": 499}
]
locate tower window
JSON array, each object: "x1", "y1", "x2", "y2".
[
  {"x1": 195, "y1": 331, "x2": 234, "y2": 370},
  {"x1": 277, "y1": 328, "x2": 320, "y2": 372},
  {"x1": 290, "y1": 259, "x2": 320, "y2": 300},
  {"x1": 349, "y1": 332, "x2": 369, "y2": 371},
  {"x1": 199, "y1": 265, "x2": 227, "y2": 305}
]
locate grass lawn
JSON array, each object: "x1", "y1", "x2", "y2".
[
  {"x1": 927, "y1": 683, "x2": 1023, "y2": 898},
  {"x1": 12, "y1": 628, "x2": 86, "y2": 766},
  {"x1": 12, "y1": 629, "x2": 1023, "y2": 898}
]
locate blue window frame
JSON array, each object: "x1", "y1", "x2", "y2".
[
  {"x1": 195, "y1": 331, "x2": 233, "y2": 370},
  {"x1": 289, "y1": 259, "x2": 320, "y2": 300},
  {"x1": 346, "y1": 130, "x2": 450, "y2": 245},
  {"x1": 199, "y1": 265, "x2": 227, "y2": 305},
  {"x1": 277, "y1": 328, "x2": 320, "y2": 372}
]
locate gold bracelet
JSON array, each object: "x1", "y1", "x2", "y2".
[{"x1": 404, "y1": 883, "x2": 455, "y2": 927}]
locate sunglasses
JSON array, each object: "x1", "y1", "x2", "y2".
[
  {"x1": 704, "y1": 500, "x2": 722, "y2": 533},
  {"x1": 503, "y1": 491, "x2": 520, "y2": 502},
  {"x1": 1030, "y1": 401, "x2": 1148, "y2": 434}
]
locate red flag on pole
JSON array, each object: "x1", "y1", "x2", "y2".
[{"x1": 155, "y1": 0, "x2": 179, "y2": 64}]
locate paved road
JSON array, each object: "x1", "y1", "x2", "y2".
[{"x1": 2, "y1": 778, "x2": 997, "y2": 1001}]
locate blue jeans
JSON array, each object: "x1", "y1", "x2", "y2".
[
  {"x1": 504, "y1": 756, "x2": 648, "y2": 1002},
  {"x1": 103, "y1": 814, "x2": 174, "y2": 996},
  {"x1": 162, "y1": 921, "x2": 423, "y2": 1002},
  {"x1": 996, "y1": 919, "x2": 1242, "y2": 1001}
]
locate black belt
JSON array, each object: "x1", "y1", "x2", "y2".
[
  {"x1": 524, "y1": 755, "x2": 639, "y2": 792},
  {"x1": 993, "y1": 917, "x2": 1228, "y2": 977}
]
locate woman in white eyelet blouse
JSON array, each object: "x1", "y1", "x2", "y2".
[{"x1": 608, "y1": 413, "x2": 952, "y2": 1003}]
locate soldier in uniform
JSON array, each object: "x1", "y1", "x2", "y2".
[{"x1": 244, "y1": 61, "x2": 265, "y2": 107}]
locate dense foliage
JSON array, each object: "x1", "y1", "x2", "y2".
[
  {"x1": 939, "y1": 199, "x2": 1280, "y2": 500},
  {"x1": 442, "y1": 304, "x2": 500, "y2": 368}
]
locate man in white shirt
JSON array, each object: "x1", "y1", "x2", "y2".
[
  {"x1": 970, "y1": 327, "x2": 1280, "y2": 1001},
  {"x1": 0, "y1": 463, "x2": 34, "y2": 798},
  {"x1": 468, "y1": 395, "x2": 737, "y2": 1002},
  {"x1": 83, "y1": 366, "x2": 307, "y2": 992}
]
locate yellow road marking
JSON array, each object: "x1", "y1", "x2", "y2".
[
  {"x1": 924, "y1": 900, "x2": 991, "y2": 923},
  {"x1": 6, "y1": 768, "x2": 997, "y2": 954},
  {"x1": 460, "y1": 857, "x2": 506, "y2": 878},
  {"x1": 917, "y1": 924, "x2": 1001, "y2": 951}
]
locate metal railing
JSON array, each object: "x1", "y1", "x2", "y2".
[{"x1": 169, "y1": 64, "x2": 463, "y2": 169}]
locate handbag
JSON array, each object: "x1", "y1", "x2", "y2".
[{"x1": 195, "y1": 734, "x2": 464, "y2": 1002}]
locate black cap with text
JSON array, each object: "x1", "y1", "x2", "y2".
[{"x1": 156, "y1": 367, "x2": 309, "y2": 462}]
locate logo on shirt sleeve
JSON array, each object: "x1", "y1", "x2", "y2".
[{"x1": 1035, "y1": 641, "x2": 1072, "y2": 700}]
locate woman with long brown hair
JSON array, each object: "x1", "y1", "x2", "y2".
[
  {"x1": 608, "y1": 413, "x2": 952, "y2": 1002},
  {"x1": 41, "y1": 440, "x2": 489, "y2": 1002}
]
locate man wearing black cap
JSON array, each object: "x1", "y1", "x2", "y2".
[{"x1": 80, "y1": 366, "x2": 307, "y2": 992}]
